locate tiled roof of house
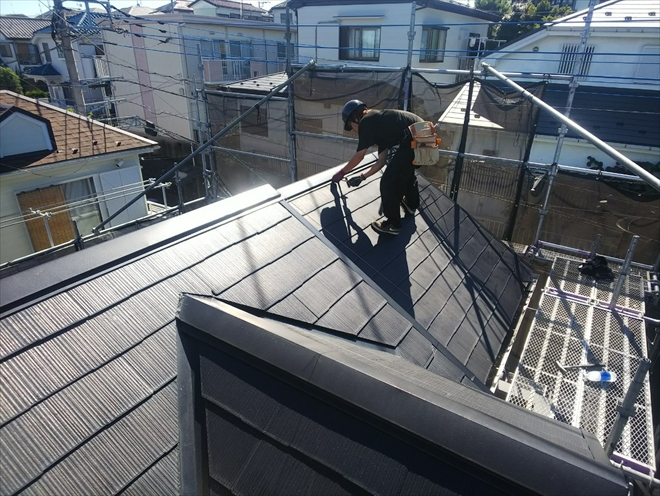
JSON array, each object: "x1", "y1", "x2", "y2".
[
  {"x1": 0, "y1": 16, "x2": 51, "y2": 40},
  {"x1": 0, "y1": 91, "x2": 157, "y2": 172},
  {"x1": 0, "y1": 158, "x2": 540, "y2": 494},
  {"x1": 33, "y1": 11, "x2": 110, "y2": 35},
  {"x1": 536, "y1": 85, "x2": 660, "y2": 148}
]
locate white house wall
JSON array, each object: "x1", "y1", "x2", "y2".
[
  {"x1": 104, "y1": 23, "x2": 191, "y2": 140},
  {"x1": 484, "y1": 26, "x2": 660, "y2": 90},
  {"x1": 104, "y1": 18, "x2": 294, "y2": 142},
  {"x1": 529, "y1": 137, "x2": 660, "y2": 170},
  {"x1": 0, "y1": 153, "x2": 148, "y2": 264},
  {"x1": 296, "y1": 2, "x2": 489, "y2": 84}
]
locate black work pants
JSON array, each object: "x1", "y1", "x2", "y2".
[{"x1": 380, "y1": 140, "x2": 418, "y2": 228}]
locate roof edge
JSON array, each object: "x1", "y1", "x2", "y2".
[
  {"x1": 0, "y1": 184, "x2": 280, "y2": 313},
  {"x1": 176, "y1": 295, "x2": 628, "y2": 496}
]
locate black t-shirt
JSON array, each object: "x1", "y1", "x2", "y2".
[{"x1": 356, "y1": 109, "x2": 423, "y2": 154}]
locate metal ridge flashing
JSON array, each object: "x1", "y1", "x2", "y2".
[{"x1": 0, "y1": 185, "x2": 280, "y2": 312}]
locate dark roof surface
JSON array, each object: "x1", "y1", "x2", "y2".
[
  {"x1": 290, "y1": 172, "x2": 533, "y2": 383},
  {"x1": 537, "y1": 85, "x2": 660, "y2": 148},
  {"x1": 0, "y1": 161, "x2": 532, "y2": 494},
  {"x1": 0, "y1": 16, "x2": 51, "y2": 40},
  {"x1": 177, "y1": 295, "x2": 627, "y2": 496}
]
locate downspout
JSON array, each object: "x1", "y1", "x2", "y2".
[
  {"x1": 402, "y1": 1, "x2": 416, "y2": 111},
  {"x1": 286, "y1": 1, "x2": 297, "y2": 182},
  {"x1": 503, "y1": 82, "x2": 547, "y2": 241}
]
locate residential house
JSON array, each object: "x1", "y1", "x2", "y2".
[
  {"x1": 0, "y1": 16, "x2": 52, "y2": 92},
  {"x1": 472, "y1": 0, "x2": 660, "y2": 170},
  {"x1": 271, "y1": 0, "x2": 298, "y2": 26},
  {"x1": 102, "y1": 13, "x2": 297, "y2": 149},
  {"x1": 290, "y1": 0, "x2": 500, "y2": 84},
  {"x1": 28, "y1": 11, "x2": 111, "y2": 115},
  {"x1": 0, "y1": 91, "x2": 158, "y2": 264},
  {"x1": 190, "y1": 0, "x2": 271, "y2": 21},
  {"x1": 0, "y1": 154, "x2": 629, "y2": 495}
]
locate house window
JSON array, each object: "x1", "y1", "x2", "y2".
[
  {"x1": 280, "y1": 12, "x2": 293, "y2": 24},
  {"x1": 420, "y1": 26, "x2": 448, "y2": 63},
  {"x1": 339, "y1": 26, "x2": 380, "y2": 61},
  {"x1": 241, "y1": 105, "x2": 268, "y2": 137},
  {"x1": 42, "y1": 42, "x2": 52, "y2": 63},
  {"x1": 558, "y1": 44, "x2": 595, "y2": 78},
  {"x1": 229, "y1": 41, "x2": 251, "y2": 58},
  {"x1": 201, "y1": 40, "x2": 226, "y2": 59},
  {"x1": 0, "y1": 43, "x2": 12, "y2": 58},
  {"x1": 277, "y1": 42, "x2": 293, "y2": 60},
  {"x1": 56, "y1": 45, "x2": 64, "y2": 59},
  {"x1": 15, "y1": 43, "x2": 41, "y2": 65},
  {"x1": 634, "y1": 45, "x2": 660, "y2": 84},
  {"x1": 16, "y1": 178, "x2": 101, "y2": 252}
]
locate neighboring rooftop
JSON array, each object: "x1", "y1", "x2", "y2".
[
  {"x1": 0, "y1": 16, "x2": 51, "y2": 40},
  {"x1": 536, "y1": 85, "x2": 660, "y2": 148},
  {"x1": 0, "y1": 91, "x2": 157, "y2": 172}
]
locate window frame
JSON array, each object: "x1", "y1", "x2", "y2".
[
  {"x1": 419, "y1": 26, "x2": 448, "y2": 63},
  {"x1": 15, "y1": 42, "x2": 41, "y2": 65},
  {"x1": 0, "y1": 43, "x2": 13, "y2": 58},
  {"x1": 339, "y1": 25, "x2": 381, "y2": 62}
]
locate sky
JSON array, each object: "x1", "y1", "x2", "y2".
[{"x1": 0, "y1": 0, "x2": 280, "y2": 17}]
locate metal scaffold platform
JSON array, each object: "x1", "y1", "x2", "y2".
[{"x1": 507, "y1": 256, "x2": 655, "y2": 471}]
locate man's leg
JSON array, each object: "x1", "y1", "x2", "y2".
[{"x1": 380, "y1": 149, "x2": 414, "y2": 228}]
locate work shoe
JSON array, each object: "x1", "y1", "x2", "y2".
[
  {"x1": 371, "y1": 220, "x2": 400, "y2": 236},
  {"x1": 401, "y1": 198, "x2": 415, "y2": 215}
]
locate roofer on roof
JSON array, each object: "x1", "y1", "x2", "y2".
[{"x1": 332, "y1": 100, "x2": 425, "y2": 236}]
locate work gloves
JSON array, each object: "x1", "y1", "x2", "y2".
[
  {"x1": 331, "y1": 170, "x2": 345, "y2": 182},
  {"x1": 346, "y1": 174, "x2": 364, "y2": 187}
]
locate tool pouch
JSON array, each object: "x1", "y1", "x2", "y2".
[{"x1": 408, "y1": 121, "x2": 441, "y2": 166}]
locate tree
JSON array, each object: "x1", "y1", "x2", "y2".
[
  {"x1": 497, "y1": 0, "x2": 573, "y2": 44},
  {"x1": 475, "y1": 0, "x2": 512, "y2": 17},
  {"x1": 0, "y1": 67, "x2": 23, "y2": 93}
]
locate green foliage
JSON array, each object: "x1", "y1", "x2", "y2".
[
  {"x1": 496, "y1": 1, "x2": 574, "y2": 44},
  {"x1": 475, "y1": 0, "x2": 512, "y2": 16},
  {"x1": 0, "y1": 67, "x2": 23, "y2": 93},
  {"x1": 25, "y1": 89, "x2": 49, "y2": 99}
]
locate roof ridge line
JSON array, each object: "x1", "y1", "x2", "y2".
[{"x1": 278, "y1": 198, "x2": 488, "y2": 392}]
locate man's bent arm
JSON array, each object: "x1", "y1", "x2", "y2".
[{"x1": 362, "y1": 149, "x2": 388, "y2": 178}]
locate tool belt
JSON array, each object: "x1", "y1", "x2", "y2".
[{"x1": 408, "y1": 121, "x2": 441, "y2": 166}]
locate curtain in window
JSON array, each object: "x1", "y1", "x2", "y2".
[{"x1": 17, "y1": 186, "x2": 74, "y2": 251}]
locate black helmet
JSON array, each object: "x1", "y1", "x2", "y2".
[{"x1": 342, "y1": 99, "x2": 367, "y2": 131}]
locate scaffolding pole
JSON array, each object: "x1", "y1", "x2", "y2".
[
  {"x1": 481, "y1": 64, "x2": 660, "y2": 193},
  {"x1": 93, "y1": 59, "x2": 317, "y2": 233}
]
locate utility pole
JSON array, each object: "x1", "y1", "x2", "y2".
[{"x1": 52, "y1": 0, "x2": 86, "y2": 114}]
